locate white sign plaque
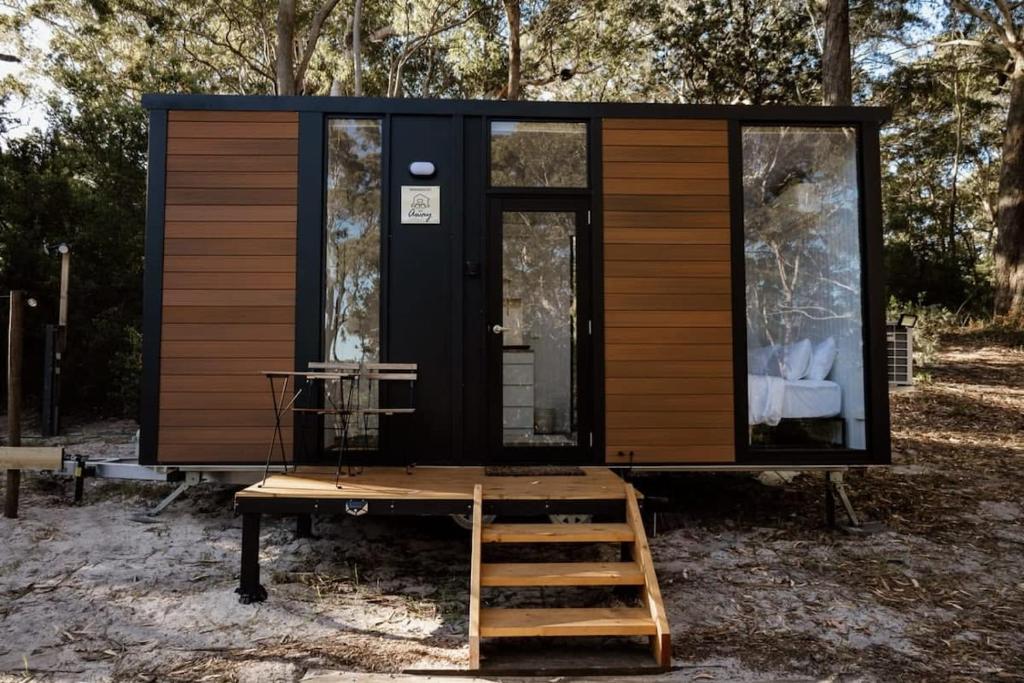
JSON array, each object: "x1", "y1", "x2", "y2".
[{"x1": 401, "y1": 185, "x2": 440, "y2": 224}]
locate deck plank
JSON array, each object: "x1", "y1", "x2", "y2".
[
  {"x1": 480, "y1": 608, "x2": 656, "y2": 637},
  {"x1": 481, "y1": 562, "x2": 644, "y2": 586},
  {"x1": 235, "y1": 466, "x2": 628, "y2": 502}
]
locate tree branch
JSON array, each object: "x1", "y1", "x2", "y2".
[{"x1": 294, "y1": 0, "x2": 344, "y2": 92}]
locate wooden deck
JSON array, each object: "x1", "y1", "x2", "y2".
[{"x1": 234, "y1": 466, "x2": 630, "y2": 515}]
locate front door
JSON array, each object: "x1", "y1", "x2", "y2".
[{"x1": 487, "y1": 197, "x2": 593, "y2": 464}]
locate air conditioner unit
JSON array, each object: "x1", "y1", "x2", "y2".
[{"x1": 887, "y1": 322, "x2": 913, "y2": 386}]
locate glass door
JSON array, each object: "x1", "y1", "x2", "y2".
[{"x1": 487, "y1": 197, "x2": 592, "y2": 463}]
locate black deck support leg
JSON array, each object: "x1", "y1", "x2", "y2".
[
  {"x1": 237, "y1": 512, "x2": 267, "y2": 604},
  {"x1": 73, "y1": 455, "x2": 86, "y2": 504},
  {"x1": 296, "y1": 513, "x2": 313, "y2": 539}
]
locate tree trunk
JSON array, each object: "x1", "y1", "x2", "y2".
[
  {"x1": 352, "y1": 0, "x2": 364, "y2": 96},
  {"x1": 276, "y1": 0, "x2": 297, "y2": 95},
  {"x1": 994, "y1": 68, "x2": 1024, "y2": 315},
  {"x1": 503, "y1": 0, "x2": 521, "y2": 101},
  {"x1": 821, "y1": 0, "x2": 852, "y2": 106},
  {"x1": 949, "y1": 61, "x2": 963, "y2": 259}
]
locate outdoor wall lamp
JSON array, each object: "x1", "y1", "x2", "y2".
[
  {"x1": 409, "y1": 161, "x2": 435, "y2": 177},
  {"x1": 898, "y1": 313, "x2": 918, "y2": 329},
  {"x1": 0, "y1": 294, "x2": 36, "y2": 307}
]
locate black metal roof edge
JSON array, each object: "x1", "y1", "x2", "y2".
[{"x1": 141, "y1": 93, "x2": 891, "y2": 123}]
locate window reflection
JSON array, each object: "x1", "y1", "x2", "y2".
[
  {"x1": 502, "y1": 211, "x2": 578, "y2": 447},
  {"x1": 324, "y1": 118, "x2": 381, "y2": 450},
  {"x1": 743, "y1": 126, "x2": 866, "y2": 450},
  {"x1": 490, "y1": 121, "x2": 587, "y2": 188}
]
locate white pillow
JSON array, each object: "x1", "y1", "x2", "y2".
[
  {"x1": 807, "y1": 337, "x2": 838, "y2": 380},
  {"x1": 779, "y1": 339, "x2": 813, "y2": 380},
  {"x1": 747, "y1": 345, "x2": 775, "y2": 375}
]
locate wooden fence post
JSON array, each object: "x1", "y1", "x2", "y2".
[{"x1": 4, "y1": 290, "x2": 23, "y2": 519}]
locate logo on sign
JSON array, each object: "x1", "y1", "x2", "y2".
[{"x1": 401, "y1": 186, "x2": 440, "y2": 224}]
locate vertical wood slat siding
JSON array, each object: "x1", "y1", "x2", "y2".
[
  {"x1": 602, "y1": 119, "x2": 735, "y2": 464},
  {"x1": 158, "y1": 110, "x2": 298, "y2": 464}
]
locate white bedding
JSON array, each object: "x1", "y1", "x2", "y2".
[
  {"x1": 781, "y1": 379, "x2": 841, "y2": 419},
  {"x1": 748, "y1": 374, "x2": 786, "y2": 426},
  {"x1": 748, "y1": 374, "x2": 842, "y2": 424}
]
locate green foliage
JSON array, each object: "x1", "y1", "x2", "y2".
[
  {"x1": 878, "y1": 12, "x2": 1004, "y2": 316},
  {"x1": 0, "y1": 98, "x2": 145, "y2": 416},
  {"x1": 652, "y1": 0, "x2": 821, "y2": 104},
  {"x1": 0, "y1": 0, "x2": 1017, "y2": 418}
]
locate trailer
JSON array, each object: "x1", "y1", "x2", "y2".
[{"x1": 139, "y1": 94, "x2": 891, "y2": 669}]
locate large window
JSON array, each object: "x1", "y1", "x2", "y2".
[
  {"x1": 742, "y1": 126, "x2": 866, "y2": 451},
  {"x1": 324, "y1": 118, "x2": 382, "y2": 449},
  {"x1": 490, "y1": 121, "x2": 587, "y2": 188},
  {"x1": 500, "y1": 211, "x2": 578, "y2": 448}
]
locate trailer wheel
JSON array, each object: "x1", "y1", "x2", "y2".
[
  {"x1": 548, "y1": 514, "x2": 593, "y2": 524},
  {"x1": 450, "y1": 513, "x2": 495, "y2": 530}
]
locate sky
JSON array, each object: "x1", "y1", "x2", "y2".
[{"x1": 1, "y1": 12, "x2": 54, "y2": 137}]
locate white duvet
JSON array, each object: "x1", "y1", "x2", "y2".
[{"x1": 748, "y1": 374, "x2": 786, "y2": 426}]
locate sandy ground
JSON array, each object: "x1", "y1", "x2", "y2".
[{"x1": 1, "y1": 332, "x2": 1023, "y2": 682}]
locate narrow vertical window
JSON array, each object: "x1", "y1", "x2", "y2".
[
  {"x1": 743, "y1": 126, "x2": 866, "y2": 451},
  {"x1": 324, "y1": 118, "x2": 382, "y2": 449}
]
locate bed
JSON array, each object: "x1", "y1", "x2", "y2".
[{"x1": 748, "y1": 374, "x2": 842, "y2": 425}]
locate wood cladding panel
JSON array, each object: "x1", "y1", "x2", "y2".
[
  {"x1": 157, "y1": 111, "x2": 298, "y2": 464},
  {"x1": 165, "y1": 222, "x2": 296, "y2": 239},
  {"x1": 167, "y1": 138, "x2": 299, "y2": 156},
  {"x1": 166, "y1": 187, "x2": 298, "y2": 205},
  {"x1": 169, "y1": 111, "x2": 298, "y2": 123},
  {"x1": 162, "y1": 323, "x2": 295, "y2": 341},
  {"x1": 167, "y1": 155, "x2": 297, "y2": 173},
  {"x1": 162, "y1": 272, "x2": 295, "y2": 289},
  {"x1": 158, "y1": 443, "x2": 294, "y2": 463},
  {"x1": 605, "y1": 211, "x2": 731, "y2": 228},
  {"x1": 164, "y1": 256, "x2": 296, "y2": 273},
  {"x1": 160, "y1": 358, "x2": 293, "y2": 375},
  {"x1": 160, "y1": 391, "x2": 284, "y2": 410},
  {"x1": 602, "y1": 118, "x2": 736, "y2": 464},
  {"x1": 604, "y1": 195, "x2": 730, "y2": 212},
  {"x1": 166, "y1": 172, "x2": 297, "y2": 188}
]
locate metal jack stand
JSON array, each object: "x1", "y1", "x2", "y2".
[
  {"x1": 148, "y1": 472, "x2": 199, "y2": 516},
  {"x1": 825, "y1": 471, "x2": 860, "y2": 528}
]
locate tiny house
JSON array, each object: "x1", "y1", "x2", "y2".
[{"x1": 139, "y1": 95, "x2": 891, "y2": 472}]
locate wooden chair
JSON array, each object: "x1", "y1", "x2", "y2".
[{"x1": 308, "y1": 361, "x2": 418, "y2": 483}]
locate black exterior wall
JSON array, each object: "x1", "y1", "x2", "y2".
[
  {"x1": 140, "y1": 94, "x2": 892, "y2": 468},
  {"x1": 139, "y1": 110, "x2": 166, "y2": 466}
]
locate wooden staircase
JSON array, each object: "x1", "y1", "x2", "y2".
[{"x1": 468, "y1": 483, "x2": 671, "y2": 670}]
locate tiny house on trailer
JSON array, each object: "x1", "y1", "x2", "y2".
[
  {"x1": 140, "y1": 94, "x2": 891, "y2": 472},
  {"x1": 139, "y1": 94, "x2": 891, "y2": 669}
]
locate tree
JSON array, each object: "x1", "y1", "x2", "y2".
[
  {"x1": 653, "y1": 0, "x2": 820, "y2": 104},
  {"x1": 274, "y1": 0, "x2": 344, "y2": 95},
  {"x1": 822, "y1": 0, "x2": 853, "y2": 105},
  {"x1": 503, "y1": 0, "x2": 522, "y2": 99},
  {"x1": 952, "y1": 1, "x2": 1024, "y2": 316}
]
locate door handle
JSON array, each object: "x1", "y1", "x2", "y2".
[{"x1": 491, "y1": 324, "x2": 507, "y2": 335}]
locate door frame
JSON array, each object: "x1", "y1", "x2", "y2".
[{"x1": 485, "y1": 195, "x2": 596, "y2": 465}]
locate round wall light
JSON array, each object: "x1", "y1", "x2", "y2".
[{"x1": 409, "y1": 161, "x2": 436, "y2": 178}]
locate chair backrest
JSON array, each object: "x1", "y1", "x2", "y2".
[
  {"x1": 308, "y1": 361, "x2": 361, "y2": 372},
  {"x1": 309, "y1": 361, "x2": 417, "y2": 381}
]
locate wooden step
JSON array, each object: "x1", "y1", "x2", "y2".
[
  {"x1": 481, "y1": 562, "x2": 644, "y2": 587},
  {"x1": 480, "y1": 607, "x2": 657, "y2": 637},
  {"x1": 481, "y1": 523, "x2": 634, "y2": 544}
]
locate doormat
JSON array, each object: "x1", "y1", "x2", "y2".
[{"x1": 484, "y1": 466, "x2": 585, "y2": 477}]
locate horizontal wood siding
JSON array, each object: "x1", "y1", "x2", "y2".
[
  {"x1": 602, "y1": 118, "x2": 735, "y2": 464},
  {"x1": 158, "y1": 110, "x2": 298, "y2": 464}
]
